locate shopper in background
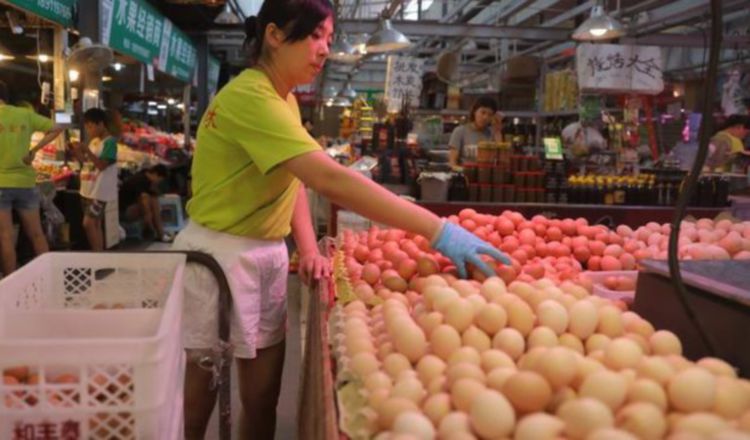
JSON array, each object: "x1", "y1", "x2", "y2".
[
  {"x1": 119, "y1": 164, "x2": 170, "y2": 242},
  {"x1": 0, "y1": 80, "x2": 64, "y2": 277},
  {"x1": 448, "y1": 96, "x2": 504, "y2": 166},
  {"x1": 172, "y1": 0, "x2": 510, "y2": 438},
  {"x1": 68, "y1": 109, "x2": 118, "y2": 251},
  {"x1": 706, "y1": 114, "x2": 750, "y2": 172}
]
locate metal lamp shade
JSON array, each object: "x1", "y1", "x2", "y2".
[
  {"x1": 572, "y1": 5, "x2": 625, "y2": 41},
  {"x1": 329, "y1": 38, "x2": 361, "y2": 63},
  {"x1": 331, "y1": 95, "x2": 352, "y2": 107},
  {"x1": 366, "y1": 19, "x2": 412, "y2": 53},
  {"x1": 214, "y1": 4, "x2": 241, "y2": 25}
]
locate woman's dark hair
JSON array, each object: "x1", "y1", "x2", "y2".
[
  {"x1": 83, "y1": 108, "x2": 108, "y2": 125},
  {"x1": 469, "y1": 96, "x2": 498, "y2": 122},
  {"x1": 244, "y1": 0, "x2": 334, "y2": 65},
  {"x1": 723, "y1": 114, "x2": 750, "y2": 131}
]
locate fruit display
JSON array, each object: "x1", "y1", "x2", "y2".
[
  {"x1": 329, "y1": 211, "x2": 750, "y2": 440},
  {"x1": 33, "y1": 160, "x2": 74, "y2": 183},
  {"x1": 121, "y1": 118, "x2": 193, "y2": 159}
]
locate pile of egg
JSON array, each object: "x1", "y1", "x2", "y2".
[
  {"x1": 339, "y1": 211, "x2": 750, "y2": 294},
  {"x1": 330, "y1": 274, "x2": 750, "y2": 440}
]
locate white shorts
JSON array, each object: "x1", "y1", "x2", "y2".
[{"x1": 172, "y1": 221, "x2": 289, "y2": 359}]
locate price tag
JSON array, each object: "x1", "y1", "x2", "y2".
[{"x1": 543, "y1": 137, "x2": 564, "y2": 160}]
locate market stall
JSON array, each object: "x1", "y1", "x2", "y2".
[{"x1": 302, "y1": 206, "x2": 750, "y2": 439}]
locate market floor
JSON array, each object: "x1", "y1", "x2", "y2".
[{"x1": 137, "y1": 241, "x2": 304, "y2": 440}]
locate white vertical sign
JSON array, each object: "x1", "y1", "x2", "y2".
[
  {"x1": 385, "y1": 56, "x2": 424, "y2": 113},
  {"x1": 576, "y1": 44, "x2": 664, "y2": 95}
]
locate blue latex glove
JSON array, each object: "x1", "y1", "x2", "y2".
[{"x1": 432, "y1": 222, "x2": 512, "y2": 279}]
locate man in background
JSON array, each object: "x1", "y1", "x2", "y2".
[{"x1": 119, "y1": 164, "x2": 170, "y2": 242}]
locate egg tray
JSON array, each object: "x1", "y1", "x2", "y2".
[
  {"x1": 583, "y1": 270, "x2": 638, "y2": 304},
  {"x1": 328, "y1": 251, "x2": 377, "y2": 440}
]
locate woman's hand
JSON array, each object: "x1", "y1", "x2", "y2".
[{"x1": 298, "y1": 253, "x2": 332, "y2": 286}]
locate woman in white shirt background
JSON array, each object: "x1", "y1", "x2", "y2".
[{"x1": 448, "y1": 96, "x2": 504, "y2": 167}]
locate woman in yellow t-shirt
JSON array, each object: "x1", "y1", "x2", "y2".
[
  {"x1": 173, "y1": 1, "x2": 510, "y2": 438},
  {"x1": 706, "y1": 114, "x2": 750, "y2": 172},
  {"x1": 0, "y1": 81, "x2": 64, "y2": 277}
]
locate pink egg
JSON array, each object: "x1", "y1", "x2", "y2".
[
  {"x1": 508, "y1": 212, "x2": 525, "y2": 226},
  {"x1": 512, "y1": 249, "x2": 529, "y2": 265},
  {"x1": 600, "y1": 255, "x2": 623, "y2": 271},
  {"x1": 588, "y1": 240, "x2": 606, "y2": 256},
  {"x1": 547, "y1": 226, "x2": 563, "y2": 242},
  {"x1": 560, "y1": 219, "x2": 578, "y2": 236},
  {"x1": 520, "y1": 244, "x2": 537, "y2": 259},
  {"x1": 519, "y1": 229, "x2": 537, "y2": 246},
  {"x1": 588, "y1": 256, "x2": 602, "y2": 271},
  {"x1": 619, "y1": 253, "x2": 636, "y2": 270},
  {"x1": 646, "y1": 233, "x2": 662, "y2": 247},
  {"x1": 535, "y1": 242, "x2": 548, "y2": 258},
  {"x1": 623, "y1": 241, "x2": 640, "y2": 254},
  {"x1": 495, "y1": 218, "x2": 516, "y2": 236},
  {"x1": 603, "y1": 244, "x2": 624, "y2": 258},
  {"x1": 571, "y1": 236, "x2": 589, "y2": 249},
  {"x1": 594, "y1": 232, "x2": 610, "y2": 245},
  {"x1": 573, "y1": 246, "x2": 591, "y2": 263},
  {"x1": 533, "y1": 223, "x2": 547, "y2": 237}
]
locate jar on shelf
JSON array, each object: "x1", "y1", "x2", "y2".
[{"x1": 478, "y1": 164, "x2": 493, "y2": 184}]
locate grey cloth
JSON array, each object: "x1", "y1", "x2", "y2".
[{"x1": 449, "y1": 124, "x2": 492, "y2": 163}]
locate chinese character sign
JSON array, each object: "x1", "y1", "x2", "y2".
[
  {"x1": 576, "y1": 44, "x2": 664, "y2": 95},
  {"x1": 7, "y1": 0, "x2": 75, "y2": 27},
  {"x1": 385, "y1": 56, "x2": 425, "y2": 113},
  {"x1": 101, "y1": 0, "x2": 164, "y2": 65}
]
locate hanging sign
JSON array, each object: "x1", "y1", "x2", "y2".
[
  {"x1": 6, "y1": 0, "x2": 75, "y2": 27},
  {"x1": 576, "y1": 44, "x2": 664, "y2": 95},
  {"x1": 385, "y1": 56, "x2": 424, "y2": 113},
  {"x1": 100, "y1": 0, "x2": 196, "y2": 82},
  {"x1": 100, "y1": 0, "x2": 164, "y2": 66},
  {"x1": 160, "y1": 25, "x2": 197, "y2": 83}
]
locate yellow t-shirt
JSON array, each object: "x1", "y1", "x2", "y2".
[
  {"x1": 187, "y1": 69, "x2": 321, "y2": 239},
  {"x1": 0, "y1": 104, "x2": 54, "y2": 188}
]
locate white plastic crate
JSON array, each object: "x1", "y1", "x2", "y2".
[{"x1": 0, "y1": 252, "x2": 186, "y2": 439}]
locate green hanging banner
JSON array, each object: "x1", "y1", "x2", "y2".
[
  {"x1": 100, "y1": 0, "x2": 196, "y2": 82},
  {"x1": 6, "y1": 0, "x2": 75, "y2": 28},
  {"x1": 161, "y1": 24, "x2": 197, "y2": 83},
  {"x1": 100, "y1": 0, "x2": 163, "y2": 66}
]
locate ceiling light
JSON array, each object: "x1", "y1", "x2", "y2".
[
  {"x1": 329, "y1": 36, "x2": 361, "y2": 63},
  {"x1": 214, "y1": 3, "x2": 241, "y2": 25},
  {"x1": 68, "y1": 69, "x2": 80, "y2": 82},
  {"x1": 148, "y1": 101, "x2": 158, "y2": 106},
  {"x1": 331, "y1": 95, "x2": 352, "y2": 107},
  {"x1": 0, "y1": 54, "x2": 15, "y2": 61},
  {"x1": 572, "y1": 4, "x2": 625, "y2": 41},
  {"x1": 113, "y1": 62, "x2": 123, "y2": 71},
  {"x1": 366, "y1": 19, "x2": 412, "y2": 53},
  {"x1": 176, "y1": 103, "x2": 185, "y2": 110},
  {"x1": 102, "y1": 76, "x2": 113, "y2": 82},
  {"x1": 323, "y1": 85, "x2": 338, "y2": 99},
  {"x1": 27, "y1": 54, "x2": 51, "y2": 63},
  {"x1": 167, "y1": 98, "x2": 176, "y2": 105},
  {"x1": 157, "y1": 104, "x2": 168, "y2": 110},
  {"x1": 340, "y1": 84, "x2": 357, "y2": 100}
]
